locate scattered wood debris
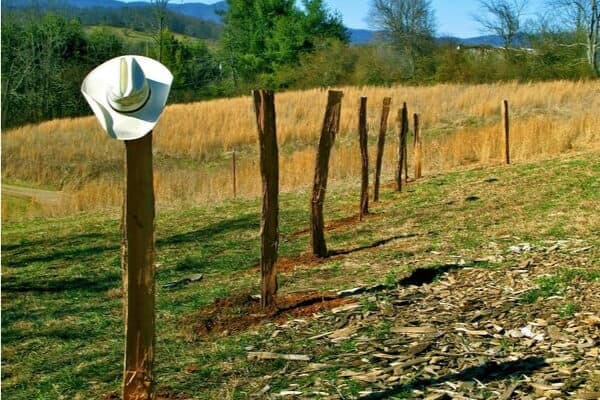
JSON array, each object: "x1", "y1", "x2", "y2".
[{"x1": 239, "y1": 239, "x2": 599, "y2": 399}]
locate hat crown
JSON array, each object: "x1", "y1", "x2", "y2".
[{"x1": 107, "y1": 57, "x2": 150, "y2": 113}]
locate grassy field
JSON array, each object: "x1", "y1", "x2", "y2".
[
  {"x1": 3, "y1": 80, "x2": 599, "y2": 220},
  {"x1": 2, "y1": 151, "x2": 599, "y2": 399}
]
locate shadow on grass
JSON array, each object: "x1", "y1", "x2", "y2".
[
  {"x1": 328, "y1": 233, "x2": 418, "y2": 257},
  {"x1": 359, "y1": 357, "x2": 547, "y2": 399},
  {"x1": 4, "y1": 215, "x2": 259, "y2": 269},
  {"x1": 2, "y1": 273, "x2": 120, "y2": 293},
  {"x1": 3, "y1": 215, "x2": 261, "y2": 292},
  {"x1": 2, "y1": 232, "x2": 119, "y2": 268},
  {"x1": 157, "y1": 214, "x2": 259, "y2": 247}
]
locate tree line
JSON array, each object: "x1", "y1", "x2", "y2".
[{"x1": 1, "y1": 0, "x2": 598, "y2": 129}]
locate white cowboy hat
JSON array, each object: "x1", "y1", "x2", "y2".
[{"x1": 81, "y1": 55, "x2": 173, "y2": 140}]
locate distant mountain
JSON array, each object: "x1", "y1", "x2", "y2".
[
  {"x1": 438, "y1": 34, "x2": 530, "y2": 48},
  {"x1": 168, "y1": 2, "x2": 227, "y2": 24},
  {"x1": 2, "y1": 0, "x2": 127, "y2": 8},
  {"x1": 348, "y1": 29, "x2": 376, "y2": 45},
  {"x1": 3, "y1": 0, "x2": 227, "y2": 23}
]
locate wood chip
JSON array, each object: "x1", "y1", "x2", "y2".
[
  {"x1": 392, "y1": 357, "x2": 429, "y2": 373},
  {"x1": 247, "y1": 352, "x2": 310, "y2": 361},
  {"x1": 328, "y1": 326, "x2": 358, "y2": 340},
  {"x1": 331, "y1": 303, "x2": 361, "y2": 313},
  {"x1": 574, "y1": 392, "x2": 600, "y2": 400},
  {"x1": 500, "y1": 381, "x2": 520, "y2": 400},
  {"x1": 455, "y1": 327, "x2": 490, "y2": 336},
  {"x1": 424, "y1": 393, "x2": 450, "y2": 400},
  {"x1": 391, "y1": 326, "x2": 437, "y2": 334}
]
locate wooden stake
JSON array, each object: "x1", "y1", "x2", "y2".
[
  {"x1": 503, "y1": 99, "x2": 510, "y2": 165},
  {"x1": 252, "y1": 90, "x2": 279, "y2": 309},
  {"x1": 122, "y1": 133, "x2": 156, "y2": 400},
  {"x1": 404, "y1": 125, "x2": 409, "y2": 183},
  {"x1": 373, "y1": 97, "x2": 391, "y2": 202},
  {"x1": 311, "y1": 90, "x2": 343, "y2": 258},
  {"x1": 413, "y1": 113, "x2": 422, "y2": 179},
  {"x1": 396, "y1": 103, "x2": 408, "y2": 192},
  {"x1": 358, "y1": 96, "x2": 369, "y2": 220},
  {"x1": 232, "y1": 149, "x2": 237, "y2": 198}
]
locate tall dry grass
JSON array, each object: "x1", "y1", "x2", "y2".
[{"x1": 3, "y1": 80, "x2": 599, "y2": 220}]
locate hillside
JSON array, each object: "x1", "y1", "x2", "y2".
[
  {"x1": 83, "y1": 25, "x2": 212, "y2": 47},
  {"x1": 2, "y1": 150, "x2": 599, "y2": 399},
  {"x1": 1, "y1": 1, "x2": 223, "y2": 40}
]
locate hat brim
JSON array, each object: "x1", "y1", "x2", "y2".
[{"x1": 81, "y1": 55, "x2": 173, "y2": 141}]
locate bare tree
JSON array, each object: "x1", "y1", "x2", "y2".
[
  {"x1": 474, "y1": 0, "x2": 528, "y2": 50},
  {"x1": 547, "y1": 0, "x2": 599, "y2": 74},
  {"x1": 369, "y1": 0, "x2": 436, "y2": 59}
]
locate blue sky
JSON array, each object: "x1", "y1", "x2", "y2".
[{"x1": 136, "y1": 0, "x2": 545, "y2": 38}]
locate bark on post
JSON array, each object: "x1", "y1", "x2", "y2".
[
  {"x1": 358, "y1": 96, "x2": 369, "y2": 220},
  {"x1": 503, "y1": 99, "x2": 510, "y2": 165},
  {"x1": 395, "y1": 103, "x2": 408, "y2": 192},
  {"x1": 311, "y1": 90, "x2": 343, "y2": 258},
  {"x1": 252, "y1": 90, "x2": 279, "y2": 309},
  {"x1": 232, "y1": 149, "x2": 237, "y2": 198},
  {"x1": 404, "y1": 128, "x2": 409, "y2": 183},
  {"x1": 413, "y1": 113, "x2": 422, "y2": 179},
  {"x1": 122, "y1": 133, "x2": 156, "y2": 400},
  {"x1": 373, "y1": 97, "x2": 391, "y2": 202}
]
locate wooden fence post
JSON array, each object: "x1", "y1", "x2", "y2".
[
  {"x1": 311, "y1": 90, "x2": 343, "y2": 258},
  {"x1": 413, "y1": 113, "x2": 422, "y2": 179},
  {"x1": 358, "y1": 96, "x2": 369, "y2": 220},
  {"x1": 503, "y1": 99, "x2": 510, "y2": 165},
  {"x1": 396, "y1": 103, "x2": 408, "y2": 192},
  {"x1": 404, "y1": 123, "x2": 409, "y2": 183},
  {"x1": 232, "y1": 149, "x2": 237, "y2": 198},
  {"x1": 252, "y1": 90, "x2": 279, "y2": 308},
  {"x1": 373, "y1": 97, "x2": 391, "y2": 202},
  {"x1": 122, "y1": 133, "x2": 156, "y2": 400}
]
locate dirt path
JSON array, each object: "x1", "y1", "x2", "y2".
[{"x1": 2, "y1": 184, "x2": 65, "y2": 204}]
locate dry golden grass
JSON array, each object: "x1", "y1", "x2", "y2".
[{"x1": 3, "y1": 80, "x2": 599, "y2": 220}]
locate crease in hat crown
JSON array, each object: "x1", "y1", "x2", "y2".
[{"x1": 107, "y1": 57, "x2": 151, "y2": 113}]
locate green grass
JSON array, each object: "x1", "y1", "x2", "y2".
[
  {"x1": 2, "y1": 152, "x2": 599, "y2": 399},
  {"x1": 520, "y1": 267, "x2": 600, "y2": 304}
]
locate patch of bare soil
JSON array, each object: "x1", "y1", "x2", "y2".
[
  {"x1": 240, "y1": 239, "x2": 600, "y2": 399},
  {"x1": 188, "y1": 291, "x2": 357, "y2": 338}
]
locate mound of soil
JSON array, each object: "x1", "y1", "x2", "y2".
[{"x1": 188, "y1": 291, "x2": 356, "y2": 337}]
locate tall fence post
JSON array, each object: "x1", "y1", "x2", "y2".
[
  {"x1": 232, "y1": 149, "x2": 237, "y2": 198},
  {"x1": 359, "y1": 96, "x2": 369, "y2": 220},
  {"x1": 396, "y1": 103, "x2": 408, "y2": 192},
  {"x1": 503, "y1": 99, "x2": 510, "y2": 165},
  {"x1": 373, "y1": 97, "x2": 391, "y2": 202},
  {"x1": 311, "y1": 90, "x2": 343, "y2": 258},
  {"x1": 122, "y1": 133, "x2": 156, "y2": 400},
  {"x1": 252, "y1": 90, "x2": 279, "y2": 308},
  {"x1": 413, "y1": 113, "x2": 422, "y2": 179}
]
